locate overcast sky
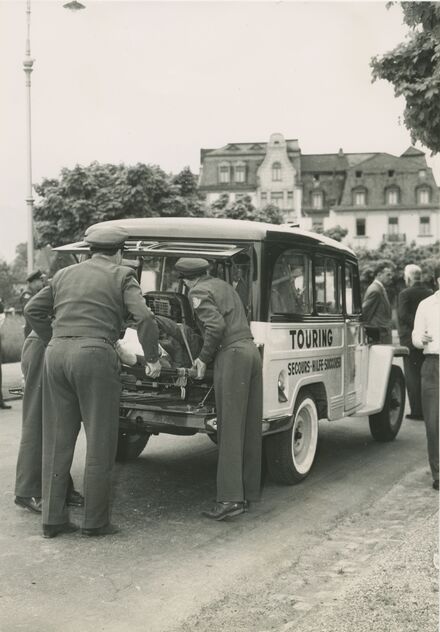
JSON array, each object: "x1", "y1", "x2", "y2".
[{"x1": 1, "y1": 0, "x2": 437, "y2": 262}]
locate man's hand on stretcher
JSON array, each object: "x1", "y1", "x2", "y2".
[
  {"x1": 192, "y1": 357, "x2": 207, "y2": 380},
  {"x1": 145, "y1": 359, "x2": 162, "y2": 379}
]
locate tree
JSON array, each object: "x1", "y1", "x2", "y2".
[
  {"x1": 0, "y1": 260, "x2": 16, "y2": 304},
  {"x1": 355, "y1": 240, "x2": 440, "y2": 302},
  {"x1": 316, "y1": 225, "x2": 348, "y2": 242},
  {"x1": 9, "y1": 243, "x2": 28, "y2": 283},
  {"x1": 172, "y1": 166, "x2": 199, "y2": 196},
  {"x1": 208, "y1": 196, "x2": 284, "y2": 224},
  {"x1": 33, "y1": 162, "x2": 205, "y2": 247},
  {"x1": 371, "y1": 2, "x2": 440, "y2": 153}
]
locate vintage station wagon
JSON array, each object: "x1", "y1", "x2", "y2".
[{"x1": 56, "y1": 217, "x2": 407, "y2": 484}]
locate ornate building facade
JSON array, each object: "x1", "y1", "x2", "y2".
[{"x1": 198, "y1": 134, "x2": 440, "y2": 248}]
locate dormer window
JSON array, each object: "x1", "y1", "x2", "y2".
[
  {"x1": 312, "y1": 191, "x2": 323, "y2": 210},
  {"x1": 386, "y1": 187, "x2": 400, "y2": 205},
  {"x1": 272, "y1": 162, "x2": 282, "y2": 182},
  {"x1": 219, "y1": 164, "x2": 230, "y2": 184},
  {"x1": 417, "y1": 186, "x2": 431, "y2": 205},
  {"x1": 353, "y1": 188, "x2": 367, "y2": 206},
  {"x1": 234, "y1": 163, "x2": 246, "y2": 183}
]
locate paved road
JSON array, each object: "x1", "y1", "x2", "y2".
[{"x1": 0, "y1": 368, "x2": 437, "y2": 632}]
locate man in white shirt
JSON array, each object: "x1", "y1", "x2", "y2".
[{"x1": 412, "y1": 262, "x2": 440, "y2": 491}]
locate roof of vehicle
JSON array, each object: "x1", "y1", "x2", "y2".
[{"x1": 86, "y1": 217, "x2": 355, "y2": 255}]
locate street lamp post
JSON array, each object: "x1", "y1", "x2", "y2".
[
  {"x1": 23, "y1": 0, "x2": 85, "y2": 275},
  {"x1": 23, "y1": 0, "x2": 34, "y2": 275}
]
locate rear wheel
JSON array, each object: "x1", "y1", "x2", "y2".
[
  {"x1": 116, "y1": 431, "x2": 151, "y2": 461},
  {"x1": 265, "y1": 391, "x2": 319, "y2": 485},
  {"x1": 369, "y1": 365, "x2": 405, "y2": 442}
]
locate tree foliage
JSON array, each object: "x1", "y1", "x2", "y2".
[
  {"x1": 208, "y1": 195, "x2": 284, "y2": 224},
  {"x1": 371, "y1": 2, "x2": 440, "y2": 152},
  {"x1": 34, "y1": 163, "x2": 204, "y2": 246},
  {"x1": 316, "y1": 225, "x2": 348, "y2": 242},
  {"x1": 355, "y1": 239, "x2": 440, "y2": 303}
]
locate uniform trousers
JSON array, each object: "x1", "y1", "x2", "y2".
[
  {"x1": 15, "y1": 337, "x2": 76, "y2": 498},
  {"x1": 421, "y1": 355, "x2": 439, "y2": 483},
  {"x1": 214, "y1": 339, "x2": 262, "y2": 503},
  {"x1": 42, "y1": 338, "x2": 121, "y2": 528},
  {"x1": 403, "y1": 347, "x2": 425, "y2": 418}
]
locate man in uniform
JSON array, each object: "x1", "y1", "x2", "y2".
[
  {"x1": 174, "y1": 257, "x2": 262, "y2": 521},
  {"x1": 398, "y1": 264, "x2": 432, "y2": 420},
  {"x1": 14, "y1": 329, "x2": 84, "y2": 513},
  {"x1": 412, "y1": 262, "x2": 440, "y2": 491},
  {"x1": 20, "y1": 270, "x2": 46, "y2": 338},
  {"x1": 25, "y1": 225, "x2": 161, "y2": 538},
  {"x1": 362, "y1": 263, "x2": 394, "y2": 344}
]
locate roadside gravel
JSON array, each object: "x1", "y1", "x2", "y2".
[{"x1": 177, "y1": 467, "x2": 438, "y2": 632}]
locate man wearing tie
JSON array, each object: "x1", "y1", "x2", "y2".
[{"x1": 362, "y1": 263, "x2": 394, "y2": 344}]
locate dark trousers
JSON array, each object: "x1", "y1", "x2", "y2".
[
  {"x1": 421, "y1": 356, "x2": 439, "y2": 483},
  {"x1": 42, "y1": 338, "x2": 121, "y2": 528},
  {"x1": 214, "y1": 339, "x2": 262, "y2": 503},
  {"x1": 15, "y1": 337, "x2": 76, "y2": 498},
  {"x1": 403, "y1": 347, "x2": 425, "y2": 417},
  {"x1": 0, "y1": 338, "x2": 4, "y2": 404}
]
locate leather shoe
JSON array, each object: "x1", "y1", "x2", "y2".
[
  {"x1": 81, "y1": 523, "x2": 119, "y2": 537},
  {"x1": 67, "y1": 489, "x2": 84, "y2": 507},
  {"x1": 202, "y1": 501, "x2": 245, "y2": 521},
  {"x1": 406, "y1": 414, "x2": 424, "y2": 421},
  {"x1": 15, "y1": 496, "x2": 42, "y2": 514},
  {"x1": 0, "y1": 402, "x2": 11, "y2": 410},
  {"x1": 43, "y1": 522, "x2": 79, "y2": 539},
  {"x1": 433, "y1": 480, "x2": 439, "y2": 491}
]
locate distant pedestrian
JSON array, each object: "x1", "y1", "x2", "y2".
[
  {"x1": 362, "y1": 263, "x2": 394, "y2": 343},
  {"x1": 398, "y1": 264, "x2": 432, "y2": 421},
  {"x1": 0, "y1": 298, "x2": 11, "y2": 410},
  {"x1": 412, "y1": 262, "x2": 440, "y2": 491},
  {"x1": 175, "y1": 258, "x2": 262, "y2": 521}
]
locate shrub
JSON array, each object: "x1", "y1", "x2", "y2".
[{"x1": 1, "y1": 314, "x2": 24, "y2": 363}]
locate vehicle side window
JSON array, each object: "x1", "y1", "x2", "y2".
[
  {"x1": 270, "y1": 251, "x2": 312, "y2": 316},
  {"x1": 314, "y1": 256, "x2": 342, "y2": 314},
  {"x1": 345, "y1": 261, "x2": 362, "y2": 315},
  {"x1": 231, "y1": 253, "x2": 251, "y2": 314}
]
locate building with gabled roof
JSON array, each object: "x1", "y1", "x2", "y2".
[{"x1": 198, "y1": 133, "x2": 440, "y2": 247}]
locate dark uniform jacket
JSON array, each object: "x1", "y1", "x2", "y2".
[
  {"x1": 188, "y1": 276, "x2": 252, "y2": 364},
  {"x1": 24, "y1": 255, "x2": 159, "y2": 362},
  {"x1": 397, "y1": 282, "x2": 432, "y2": 348}
]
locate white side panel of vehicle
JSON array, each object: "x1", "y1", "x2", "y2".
[
  {"x1": 251, "y1": 321, "x2": 345, "y2": 421},
  {"x1": 350, "y1": 345, "x2": 394, "y2": 417}
]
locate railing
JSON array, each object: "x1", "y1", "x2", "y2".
[{"x1": 383, "y1": 233, "x2": 406, "y2": 242}]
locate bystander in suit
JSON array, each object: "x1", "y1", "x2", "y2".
[
  {"x1": 362, "y1": 263, "x2": 394, "y2": 344},
  {"x1": 175, "y1": 258, "x2": 262, "y2": 521},
  {"x1": 25, "y1": 225, "x2": 161, "y2": 538},
  {"x1": 0, "y1": 298, "x2": 11, "y2": 410},
  {"x1": 398, "y1": 264, "x2": 432, "y2": 421},
  {"x1": 412, "y1": 262, "x2": 440, "y2": 491}
]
